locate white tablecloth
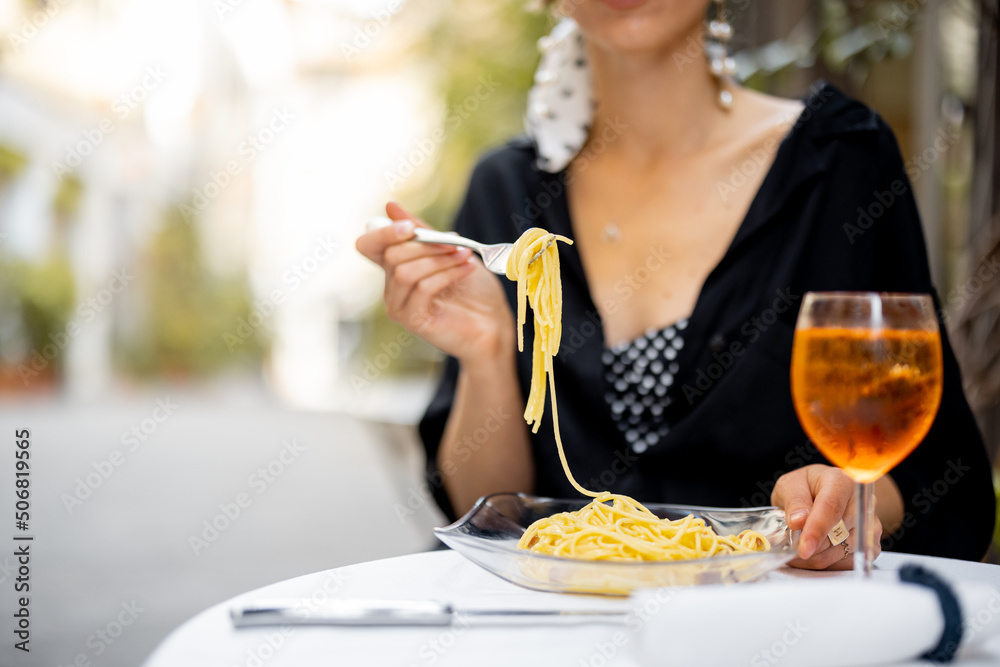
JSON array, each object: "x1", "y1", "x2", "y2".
[{"x1": 144, "y1": 550, "x2": 1000, "y2": 667}]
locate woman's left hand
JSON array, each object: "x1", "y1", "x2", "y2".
[{"x1": 771, "y1": 464, "x2": 881, "y2": 570}]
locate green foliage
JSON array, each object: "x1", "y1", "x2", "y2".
[
  {"x1": 817, "y1": 0, "x2": 916, "y2": 71},
  {"x1": 0, "y1": 146, "x2": 78, "y2": 374},
  {"x1": 0, "y1": 253, "x2": 76, "y2": 372},
  {"x1": 118, "y1": 209, "x2": 263, "y2": 378},
  {"x1": 415, "y1": 2, "x2": 551, "y2": 228},
  {"x1": 0, "y1": 143, "x2": 27, "y2": 182},
  {"x1": 53, "y1": 174, "x2": 84, "y2": 220},
  {"x1": 14, "y1": 256, "x2": 75, "y2": 344}
]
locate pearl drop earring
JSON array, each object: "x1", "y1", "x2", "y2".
[{"x1": 706, "y1": 0, "x2": 736, "y2": 110}]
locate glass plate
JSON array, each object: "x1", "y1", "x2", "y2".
[{"x1": 433, "y1": 493, "x2": 799, "y2": 596}]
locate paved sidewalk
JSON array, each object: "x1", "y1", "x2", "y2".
[{"x1": 0, "y1": 392, "x2": 444, "y2": 666}]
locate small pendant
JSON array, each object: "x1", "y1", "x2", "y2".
[{"x1": 602, "y1": 222, "x2": 621, "y2": 243}]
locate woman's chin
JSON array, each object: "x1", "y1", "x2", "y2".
[
  {"x1": 597, "y1": 0, "x2": 649, "y2": 9},
  {"x1": 568, "y1": 0, "x2": 707, "y2": 57}
]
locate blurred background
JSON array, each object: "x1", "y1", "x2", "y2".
[{"x1": 0, "y1": 0, "x2": 997, "y2": 664}]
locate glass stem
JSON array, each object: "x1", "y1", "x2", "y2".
[{"x1": 854, "y1": 481, "x2": 877, "y2": 577}]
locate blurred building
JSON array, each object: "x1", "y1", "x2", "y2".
[{"x1": 0, "y1": 0, "x2": 445, "y2": 414}]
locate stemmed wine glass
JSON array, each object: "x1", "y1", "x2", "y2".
[{"x1": 790, "y1": 292, "x2": 943, "y2": 577}]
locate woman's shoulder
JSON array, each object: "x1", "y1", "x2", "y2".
[
  {"x1": 794, "y1": 81, "x2": 892, "y2": 144},
  {"x1": 756, "y1": 81, "x2": 909, "y2": 191},
  {"x1": 737, "y1": 82, "x2": 891, "y2": 149}
]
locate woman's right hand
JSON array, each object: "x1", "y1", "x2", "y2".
[{"x1": 355, "y1": 202, "x2": 515, "y2": 364}]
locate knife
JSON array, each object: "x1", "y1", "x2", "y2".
[{"x1": 231, "y1": 599, "x2": 629, "y2": 628}]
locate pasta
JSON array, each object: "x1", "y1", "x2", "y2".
[
  {"x1": 505, "y1": 227, "x2": 770, "y2": 561},
  {"x1": 505, "y1": 228, "x2": 593, "y2": 498},
  {"x1": 518, "y1": 492, "x2": 769, "y2": 561},
  {"x1": 504, "y1": 228, "x2": 572, "y2": 434}
]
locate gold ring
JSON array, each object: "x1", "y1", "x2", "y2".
[
  {"x1": 842, "y1": 541, "x2": 851, "y2": 559},
  {"x1": 828, "y1": 519, "x2": 849, "y2": 546}
]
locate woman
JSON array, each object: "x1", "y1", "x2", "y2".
[{"x1": 356, "y1": 1, "x2": 995, "y2": 568}]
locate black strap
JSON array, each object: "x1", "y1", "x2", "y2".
[{"x1": 899, "y1": 564, "x2": 963, "y2": 663}]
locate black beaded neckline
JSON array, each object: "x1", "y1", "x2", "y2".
[{"x1": 601, "y1": 320, "x2": 688, "y2": 454}]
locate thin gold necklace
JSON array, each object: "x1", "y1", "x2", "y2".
[
  {"x1": 569, "y1": 143, "x2": 674, "y2": 245},
  {"x1": 602, "y1": 222, "x2": 622, "y2": 243}
]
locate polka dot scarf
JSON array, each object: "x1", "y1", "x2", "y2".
[{"x1": 525, "y1": 18, "x2": 594, "y2": 174}]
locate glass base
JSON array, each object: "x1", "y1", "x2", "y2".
[{"x1": 854, "y1": 481, "x2": 877, "y2": 577}]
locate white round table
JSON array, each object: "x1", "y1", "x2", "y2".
[{"x1": 144, "y1": 550, "x2": 1000, "y2": 667}]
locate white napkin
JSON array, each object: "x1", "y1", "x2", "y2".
[{"x1": 635, "y1": 577, "x2": 1000, "y2": 667}]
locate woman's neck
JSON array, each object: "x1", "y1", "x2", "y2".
[{"x1": 586, "y1": 34, "x2": 726, "y2": 166}]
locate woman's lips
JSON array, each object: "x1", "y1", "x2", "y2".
[{"x1": 599, "y1": 0, "x2": 648, "y2": 9}]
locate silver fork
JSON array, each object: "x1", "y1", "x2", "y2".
[{"x1": 366, "y1": 216, "x2": 553, "y2": 275}]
